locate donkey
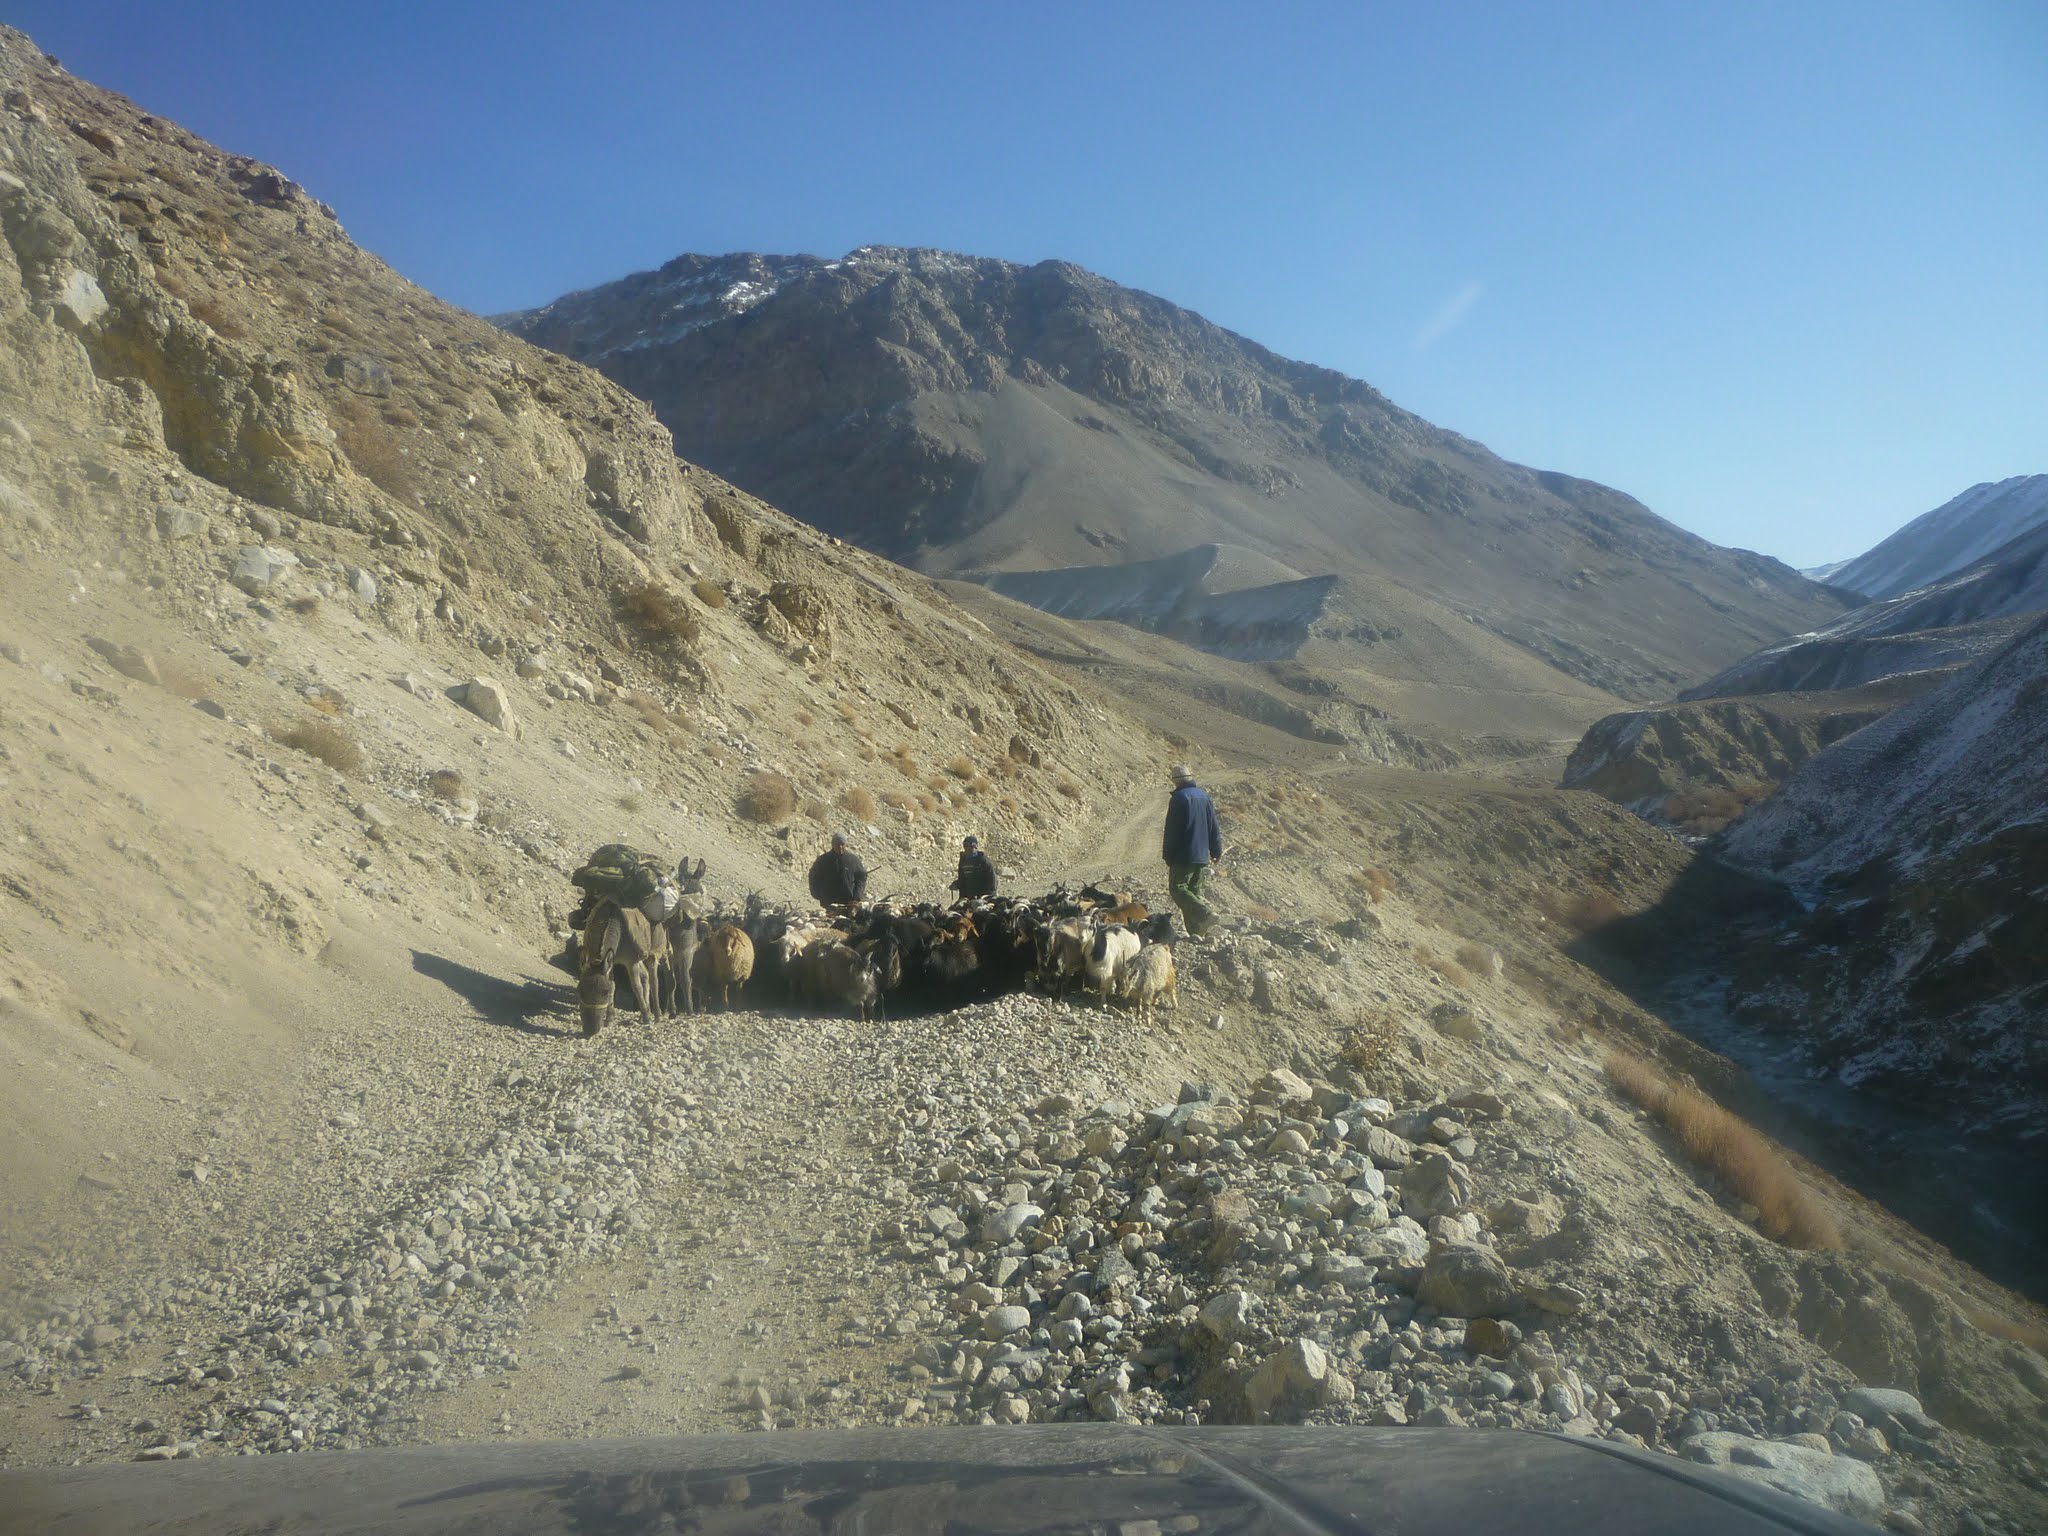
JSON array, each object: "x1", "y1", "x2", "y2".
[{"x1": 577, "y1": 899, "x2": 669, "y2": 1036}]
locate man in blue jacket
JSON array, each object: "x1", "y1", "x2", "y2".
[{"x1": 1161, "y1": 764, "x2": 1225, "y2": 937}]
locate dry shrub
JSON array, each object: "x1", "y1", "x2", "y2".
[
  {"x1": 835, "y1": 699, "x2": 858, "y2": 724},
  {"x1": 272, "y1": 716, "x2": 363, "y2": 776},
  {"x1": 1605, "y1": 1051, "x2": 1841, "y2": 1249},
  {"x1": 617, "y1": 582, "x2": 701, "y2": 645},
  {"x1": 799, "y1": 796, "x2": 832, "y2": 824},
  {"x1": 380, "y1": 403, "x2": 421, "y2": 430},
  {"x1": 304, "y1": 690, "x2": 344, "y2": 716},
  {"x1": 917, "y1": 792, "x2": 939, "y2": 813},
  {"x1": 186, "y1": 294, "x2": 247, "y2": 339},
  {"x1": 944, "y1": 753, "x2": 976, "y2": 780},
  {"x1": 692, "y1": 577, "x2": 728, "y2": 609},
  {"x1": 428, "y1": 769, "x2": 464, "y2": 801},
  {"x1": 1356, "y1": 867, "x2": 1391, "y2": 904},
  {"x1": 968, "y1": 775, "x2": 992, "y2": 796},
  {"x1": 1414, "y1": 946, "x2": 1472, "y2": 989},
  {"x1": 998, "y1": 794, "x2": 1019, "y2": 815},
  {"x1": 889, "y1": 745, "x2": 921, "y2": 780},
  {"x1": 618, "y1": 792, "x2": 645, "y2": 814},
  {"x1": 1055, "y1": 778, "x2": 1083, "y2": 800},
  {"x1": 287, "y1": 594, "x2": 321, "y2": 617},
  {"x1": 1663, "y1": 782, "x2": 1775, "y2": 837},
  {"x1": 796, "y1": 709, "x2": 815, "y2": 727},
  {"x1": 738, "y1": 770, "x2": 797, "y2": 824},
  {"x1": 838, "y1": 786, "x2": 879, "y2": 822},
  {"x1": 1545, "y1": 888, "x2": 1628, "y2": 936},
  {"x1": 330, "y1": 394, "x2": 420, "y2": 503},
  {"x1": 925, "y1": 773, "x2": 952, "y2": 797},
  {"x1": 1340, "y1": 1011, "x2": 1403, "y2": 1077},
  {"x1": 1454, "y1": 941, "x2": 1497, "y2": 979}
]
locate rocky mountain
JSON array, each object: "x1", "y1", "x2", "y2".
[
  {"x1": 501, "y1": 248, "x2": 1847, "y2": 721},
  {"x1": 1711, "y1": 613, "x2": 2048, "y2": 1164},
  {"x1": 3, "y1": 30, "x2": 2046, "y2": 1532},
  {"x1": 1825, "y1": 475, "x2": 2048, "y2": 600},
  {"x1": 1685, "y1": 519, "x2": 2048, "y2": 701},
  {"x1": 1563, "y1": 516, "x2": 2048, "y2": 830}
]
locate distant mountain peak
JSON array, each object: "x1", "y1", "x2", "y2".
[{"x1": 1828, "y1": 474, "x2": 2048, "y2": 600}]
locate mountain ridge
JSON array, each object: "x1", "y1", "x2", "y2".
[{"x1": 500, "y1": 245, "x2": 1848, "y2": 711}]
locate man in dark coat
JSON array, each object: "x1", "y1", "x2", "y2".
[
  {"x1": 1161, "y1": 764, "x2": 1224, "y2": 936},
  {"x1": 808, "y1": 832, "x2": 868, "y2": 908},
  {"x1": 950, "y1": 835, "x2": 997, "y2": 900}
]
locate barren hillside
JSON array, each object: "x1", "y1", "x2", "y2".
[
  {"x1": 1, "y1": 29, "x2": 2044, "y2": 1535},
  {"x1": 501, "y1": 247, "x2": 1849, "y2": 743}
]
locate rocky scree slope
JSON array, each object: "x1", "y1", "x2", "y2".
[
  {"x1": 500, "y1": 247, "x2": 1845, "y2": 704},
  {"x1": 1712, "y1": 614, "x2": 2048, "y2": 1158},
  {"x1": 1826, "y1": 476, "x2": 2048, "y2": 602}
]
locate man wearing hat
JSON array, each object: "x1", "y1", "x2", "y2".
[
  {"x1": 808, "y1": 831, "x2": 869, "y2": 909},
  {"x1": 1161, "y1": 764, "x2": 1224, "y2": 937},
  {"x1": 949, "y1": 834, "x2": 997, "y2": 900}
]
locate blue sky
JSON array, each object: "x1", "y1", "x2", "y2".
[{"x1": 17, "y1": 1, "x2": 2045, "y2": 565}]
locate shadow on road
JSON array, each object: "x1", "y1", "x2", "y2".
[{"x1": 411, "y1": 950, "x2": 577, "y2": 1037}]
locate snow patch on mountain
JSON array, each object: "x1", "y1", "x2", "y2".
[{"x1": 1830, "y1": 474, "x2": 2048, "y2": 600}]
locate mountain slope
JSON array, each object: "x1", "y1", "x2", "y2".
[
  {"x1": 500, "y1": 248, "x2": 1846, "y2": 708},
  {"x1": 1827, "y1": 475, "x2": 2048, "y2": 600},
  {"x1": 1683, "y1": 518, "x2": 2048, "y2": 700}
]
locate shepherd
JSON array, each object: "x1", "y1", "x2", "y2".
[
  {"x1": 950, "y1": 834, "x2": 997, "y2": 900},
  {"x1": 1161, "y1": 764, "x2": 1224, "y2": 937},
  {"x1": 808, "y1": 831, "x2": 869, "y2": 909}
]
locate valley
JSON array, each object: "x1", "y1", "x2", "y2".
[{"x1": 0, "y1": 24, "x2": 2044, "y2": 1536}]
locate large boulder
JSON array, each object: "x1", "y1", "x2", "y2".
[
  {"x1": 1680, "y1": 1432, "x2": 1884, "y2": 1520},
  {"x1": 1417, "y1": 1242, "x2": 1518, "y2": 1318},
  {"x1": 1401, "y1": 1150, "x2": 1474, "y2": 1219},
  {"x1": 1243, "y1": 1338, "x2": 1354, "y2": 1422},
  {"x1": 458, "y1": 677, "x2": 519, "y2": 737}
]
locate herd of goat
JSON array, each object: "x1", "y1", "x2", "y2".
[{"x1": 572, "y1": 858, "x2": 1182, "y2": 1036}]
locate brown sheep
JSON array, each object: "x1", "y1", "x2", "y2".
[{"x1": 692, "y1": 923, "x2": 755, "y2": 1010}]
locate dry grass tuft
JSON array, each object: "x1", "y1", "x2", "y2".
[
  {"x1": 427, "y1": 769, "x2": 464, "y2": 801},
  {"x1": 738, "y1": 770, "x2": 797, "y2": 824},
  {"x1": 618, "y1": 792, "x2": 645, "y2": 814},
  {"x1": 917, "y1": 792, "x2": 939, "y2": 813},
  {"x1": 1355, "y1": 867, "x2": 1392, "y2": 904},
  {"x1": 617, "y1": 582, "x2": 701, "y2": 645},
  {"x1": 1454, "y1": 941, "x2": 1497, "y2": 979},
  {"x1": 799, "y1": 796, "x2": 832, "y2": 824},
  {"x1": 944, "y1": 753, "x2": 977, "y2": 780},
  {"x1": 286, "y1": 594, "x2": 321, "y2": 617},
  {"x1": 1963, "y1": 1306, "x2": 2048, "y2": 1353},
  {"x1": 1055, "y1": 777, "x2": 1083, "y2": 801},
  {"x1": 1605, "y1": 1051, "x2": 1841, "y2": 1249},
  {"x1": 835, "y1": 698, "x2": 859, "y2": 724},
  {"x1": 838, "y1": 786, "x2": 879, "y2": 822},
  {"x1": 888, "y1": 744, "x2": 920, "y2": 780},
  {"x1": 691, "y1": 577, "x2": 728, "y2": 609},
  {"x1": 1413, "y1": 946, "x2": 1473, "y2": 988},
  {"x1": 272, "y1": 717, "x2": 363, "y2": 776}
]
